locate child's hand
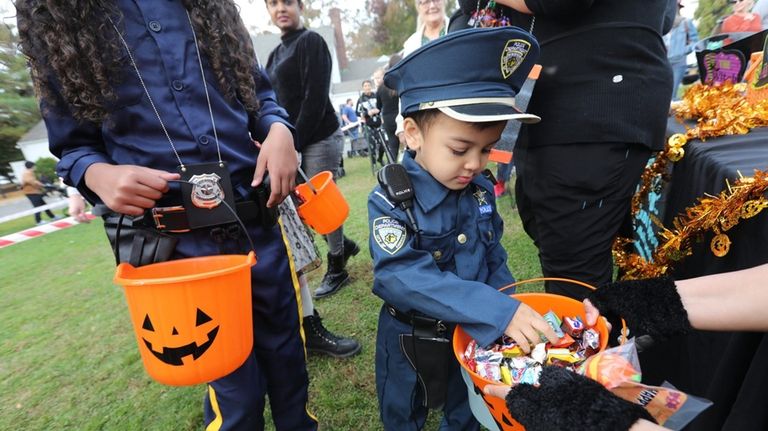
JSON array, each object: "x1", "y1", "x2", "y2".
[
  {"x1": 85, "y1": 163, "x2": 179, "y2": 215},
  {"x1": 504, "y1": 303, "x2": 559, "y2": 353},
  {"x1": 252, "y1": 122, "x2": 297, "y2": 207}
]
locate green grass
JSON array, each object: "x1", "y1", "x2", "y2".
[{"x1": 0, "y1": 157, "x2": 541, "y2": 430}]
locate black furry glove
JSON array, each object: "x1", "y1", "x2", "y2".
[
  {"x1": 588, "y1": 276, "x2": 692, "y2": 341},
  {"x1": 506, "y1": 366, "x2": 655, "y2": 431}
]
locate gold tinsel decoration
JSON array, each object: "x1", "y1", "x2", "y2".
[
  {"x1": 614, "y1": 83, "x2": 768, "y2": 279},
  {"x1": 614, "y1": 170, "x2": 768, "y2": 279}
]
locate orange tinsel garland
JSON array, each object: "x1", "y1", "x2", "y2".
[
  {"x1": 614, "y1": 170, "x2": 768, "y2": 280},
  {"x1": 615, "y1": 83, "x2": 768, "y2": 279}
]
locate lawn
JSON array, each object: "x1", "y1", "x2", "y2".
[{"x1": 0, "y1": 156, "x2": 542, "y2": 430}]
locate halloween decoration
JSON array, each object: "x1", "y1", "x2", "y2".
[
  {"x1": 294, "y1": 170, "x2": 350, "y2": 235},
  {"x1": 454, "y1": 284, "x2": 614, "y2": 431},
  {"x1": 114, "y1": 252, "x2": 256, "y2": 386}
]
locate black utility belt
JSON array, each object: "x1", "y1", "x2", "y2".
[
  {"x1": 386, "y1": 304, "x2": 448, "y2": 334},
  {"x1": 148, "y1": 199, "x2": 273, "y2": 232}
]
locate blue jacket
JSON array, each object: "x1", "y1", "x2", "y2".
[
  {"x1": 664, "y1": 17, "x2": 699, "y2": 65},
  {"x1": 368, "y1": 151, "x2": 520, "y2": 346},
  {"x1": 43, "y1": 0, "x2": 294, "y2": 206}
]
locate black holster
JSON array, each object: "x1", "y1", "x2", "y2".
[
  {"x1": 102, "y1": 213, "x2": 177, "y2": 267},
  {"x1": 399, "y1": 319, "x2": 452, "y2": 409}
]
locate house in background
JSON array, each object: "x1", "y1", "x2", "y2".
[
  {"x1": 252, "y1": 8, "x2": 388, "y2": 113},
  {"x1": 11, "y1": 121, "x2": 53, "y2": 184}
]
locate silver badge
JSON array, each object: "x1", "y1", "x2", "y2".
[
  {"x1": 188, "y1": 173, "x2": 224, "y2": 209},
  {"x1": 501, "y1": 39, "x2": 531, "y2": 79}
]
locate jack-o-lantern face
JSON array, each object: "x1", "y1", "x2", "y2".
[{"x1": 141, "y1": 308, "x2": 219, "y2": 366}]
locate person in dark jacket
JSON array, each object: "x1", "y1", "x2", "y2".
[
  {"x1": 265, "y1": 0, "x2": 361, "y2": 357},
  {"x1": 265, "y1": 0, "x2": 360, "y2": 303},
  {"x1": 458, "y1": 0, "x2": 676, "y2": 302},
  {"x1": 376, "y1": 55, "x2": 403, "y2": 163}
]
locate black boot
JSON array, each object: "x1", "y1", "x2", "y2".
[
  {"x1": 303, "y1": 310, "x2": 361, "y2": 358},
  {"x1": 313, "y1": 252, "x2": 350, "y2": 299},
  {"x1": 343, "y1": 236, "x2": 360, "y2": 265}
]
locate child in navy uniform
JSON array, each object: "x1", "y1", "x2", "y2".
[{"x1": 368, "y1": 27, "x2": 559, "y2": 430}]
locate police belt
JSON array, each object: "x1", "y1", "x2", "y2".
[
  {"x1": 386, "y1": 304, "x2": 448, "y2": 334},
  {"x1": 94, "y1": 200, "x2": 266, "y2": 233}
]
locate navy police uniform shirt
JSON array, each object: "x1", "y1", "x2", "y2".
[
  {"x1": 44, "y1": 0, "x2": 294, "y2": 206},
  {"x1": 368, "y1": 151, "x2": 520, "y2": 347}
]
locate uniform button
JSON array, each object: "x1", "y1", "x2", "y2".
[
  {"x1": 199, "y1": 135, "x2": 210, "y2": 145},
  {"x1": 172, "y1": 80, "x2": 184, "y2": 91},
  {"x1": 612, "y1": 74, "x2": 623, "y2": 83},
  {"x1": 148, "y1": 21, "x2": 162, "y2": 32},
  {"x1": 457, "y1": 234, "x2": 467, "y2": 244},
  {"x1": 432, "y1": 250, "x2": 442, "y2": 260}
]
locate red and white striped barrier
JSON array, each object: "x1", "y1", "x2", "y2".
[{"x1": 0, "y1": 213, "x2": 96, "y2": 249}]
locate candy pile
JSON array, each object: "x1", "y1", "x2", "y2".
[{"x1": 462, "y1": 311, "x2": 601, "y2": 386}]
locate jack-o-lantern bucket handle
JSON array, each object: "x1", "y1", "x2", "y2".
[{"x1": 498, "y1": 277, "x2": 628, "y2": 345}]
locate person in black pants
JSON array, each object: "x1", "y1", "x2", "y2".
[
  {"x1": 375, "y1": 55, "x2": 402, "y2": 163},
  {"x1": 265, "y1": 0, "x2": 361, "y2": 357},
  {"x1": 21, "y1": 161, "x2": 58, "y2": 225},
  {"x1": 458, "y1": 0, "x2": 676, "y2": 301}
]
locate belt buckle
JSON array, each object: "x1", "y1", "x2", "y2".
[{"x1": 151, "y1": 205, "x2": 190, "y2": 233}]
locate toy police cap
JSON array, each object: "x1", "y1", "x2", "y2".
[{"x1": 385, "y1": 27, "x2": 541, "y2": 123}]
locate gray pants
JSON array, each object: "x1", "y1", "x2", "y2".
[{"x1": 301, "y1": 129, "x2": 345, "y2": 256}]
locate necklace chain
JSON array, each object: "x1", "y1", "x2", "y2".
[{"x1": 108, "y1": 10, "x2": 223, "y2": 172}]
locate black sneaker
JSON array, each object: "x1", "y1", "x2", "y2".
[{"x1": 303, "y1": 310, "x2": 361, "y2": 358}]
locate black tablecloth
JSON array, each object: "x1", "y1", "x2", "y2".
[{"x1": 639, "y1": 121, "x2": 768, "y2": 431}]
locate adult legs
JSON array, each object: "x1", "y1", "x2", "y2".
[
  {"x1": 25, "y1": 193, "x2": 55, "y2": 223},
  {"x1": 515, "y1": 142, "x2": 651, "y2": 300},
  {"x1": 301, "y1": 129, "x2": 359, "y2": 299},
  {"x1": 670, "y1": 60, "x2": 687, "y2": 101}
]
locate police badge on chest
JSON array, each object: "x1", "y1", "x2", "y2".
[{"x1": 178, "y1": 162, "x2": 237, "y2": 229}]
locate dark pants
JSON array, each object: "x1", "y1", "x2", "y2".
[
  {"x1": 186, "y1": 224, "x2": 316, "y2": 431},
  {"x1": 514, "y1": 142, "x2": 651, "y2": 300},
  {"x1": 383, "y1": 125, "x2": 399, "y2": 164},
  {"x1": 375, "y1": 307, "x2": 479, "y2": 431},
  {"x1": 25, "y1": 193, "x2": 56, "y2": 223}
]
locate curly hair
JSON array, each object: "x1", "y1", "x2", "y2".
[{"x1": 17, "y1": 0, "x2": 260, "y2": 123}]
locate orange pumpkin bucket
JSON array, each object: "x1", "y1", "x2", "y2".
[
  {"x1": 114, "y1": 252, "x2": 256, "y2": 386},
  {"x1": 453, "y1": 278, "x2": 623, "y2": 431},
  {"x1": 295, "y1": 170, "x2": 349, "y2": 235}
]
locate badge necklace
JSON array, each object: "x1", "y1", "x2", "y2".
[{"x1": 108, "y1": 11, "x2": 230, "y2": 209}]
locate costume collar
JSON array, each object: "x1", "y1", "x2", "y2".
[
  {"x1": 281, "y1": 27, "x2": 306, "y2": 43},
  {"x1": 402, "y1": 150, "x2": 489, "y2": 213}
]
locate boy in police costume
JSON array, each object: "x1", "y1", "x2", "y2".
[{"x1": 368, "y1": 27, "x2": 559, "y2": 430}]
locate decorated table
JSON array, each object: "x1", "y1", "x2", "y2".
[{"x1": 637, "y1": 120, "x2": 768, "y2": 431}]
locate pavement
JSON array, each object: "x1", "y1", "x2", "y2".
[
  {"x1": 0, "y1": 191, "x2": 66, "y2": 218},
  {"x1": 0, "y1": 192, "x2": 92, "y2": 249}
]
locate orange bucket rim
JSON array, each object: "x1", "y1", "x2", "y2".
[
  {"x1": 114, "y1": 251, "x2": 256, "y2": 287},
  {"x1": 453, "y1": 279, "x2": 628, "y2": 388},
  {"x1": 296, "y1": 170, "x2": 333, "y2": 199}
]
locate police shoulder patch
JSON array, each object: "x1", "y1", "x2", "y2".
[
  {"x1": 500, "y1": 39, "x2": 531, "y2": 79},
  {"x1": 373, "y1": 216, "x2": 407, "y2": 255}
]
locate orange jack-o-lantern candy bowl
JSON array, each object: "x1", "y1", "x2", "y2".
[
  {"x1": 454, "y1": 291, "x2": 613, "y2": 431},
  {"x1": 114, "y1": 252, "x2": 256, "y2": 386}
]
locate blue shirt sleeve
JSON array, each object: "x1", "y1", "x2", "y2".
[
  {"x1": 43, "y1": 87, "x2": 110, "y2": 204},
  {"x1": 368, "y1": 189, "x2": 521, "y2": 347}
]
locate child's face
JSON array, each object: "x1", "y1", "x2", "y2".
[
  {"x1": 405, "y1": 112, "x2": 505, "y2": 190},
  {"x1": 266, "y1": 0, "x2": 302, "y2": 33}
]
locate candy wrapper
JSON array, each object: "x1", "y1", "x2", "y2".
[{"x1": 581, "y1": 339, "x2": 712, "y2": 430}]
